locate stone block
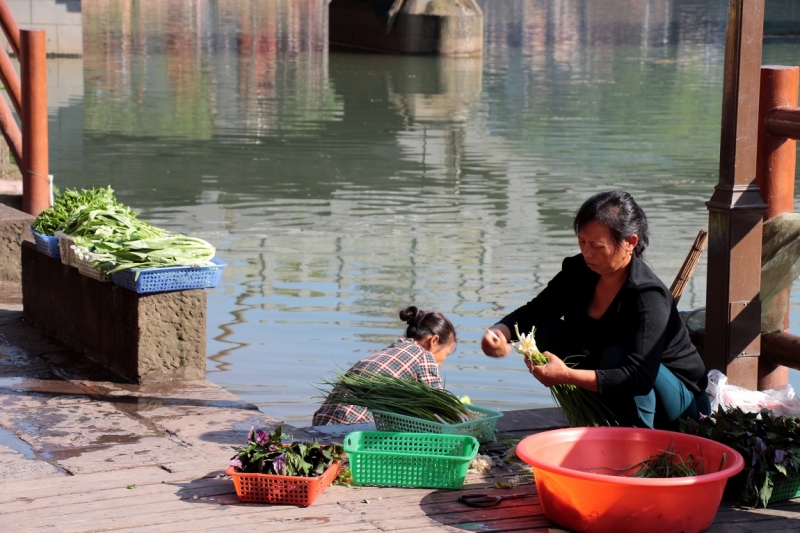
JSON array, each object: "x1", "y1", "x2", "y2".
[
  {"x1": 0, "y1": 203, "x2": 33, "y2": 282},
  {"x1": 329, "y1": 0, "x2": 483, "y2": 56},
  {"x1": 31, "y1": 0, "x2": 81, "y2": 26},
  {"x1": 21, "y1": 241, "x2": 207, "y2": 383},
  {"x1": 55, "y1": 23, "x2": 82, "y2": 56},
  {"x1": 5, "y1": 0, "x2": 32, "y2": 25},
  {"x1": 2, "y1": 1, "x2": 83, "y2": 56}
]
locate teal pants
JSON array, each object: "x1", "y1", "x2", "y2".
[
  {"x1": 535, "y1": 321, "x2": 710, "y2": 429},
  {"x1": 598, "y1": 345, "x2": 710, "y2": 430}
]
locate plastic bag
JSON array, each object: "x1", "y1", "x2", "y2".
[{"x1": 706, "y1": 369, "x2": 800, "y2": 417}]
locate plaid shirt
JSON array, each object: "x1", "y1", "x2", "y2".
[{"x1": 312, "y1": 338, "x2": 443, "y2": 425}]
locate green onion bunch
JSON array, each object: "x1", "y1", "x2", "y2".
[
  {"x1": 317, "y1": 371, "x2": 480, "y2": 424},
  {"x1": 513, "y1": 324, "x2": 616, "y2": 427}
]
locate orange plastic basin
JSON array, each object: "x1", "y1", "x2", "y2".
[{"x1": 516, "y1": 427, "x2": 744, "y2": 533}]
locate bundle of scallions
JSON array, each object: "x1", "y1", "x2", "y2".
[
  {"x1": 513, "y1": 324, "x2": 616, "y2": 427},
  {"x1": 317, "y1": 371, "x2": 481, "y2": 424}
]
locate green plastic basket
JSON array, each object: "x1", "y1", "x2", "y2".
[
  {"x1": 769, "y1": 472, "x2": 800, "y2": 503},
  {"x1": 371, "y1": 404, "x2": 503, "y2": 443},
  {"x1": 725, "y1": 470, "x2": 800, "y2": 504},
  {"x1": 343, "y1": 431, "x2": 479, "y2": 489}
]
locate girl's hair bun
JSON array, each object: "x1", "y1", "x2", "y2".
[
  {"x1": 398, "y1": 306, "x2": 457, "y2": 347},
  {"x1": 399, "y1": 306, "x2": 422, "y2": 324}
]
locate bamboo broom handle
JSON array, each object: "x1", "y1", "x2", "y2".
[{"x1": 669, "y1": 229, "x2": 709, "y2": 305}]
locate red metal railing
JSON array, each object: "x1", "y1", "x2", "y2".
[{"x1": 0, "y1": 0, "x2": 49, "y2": 216}]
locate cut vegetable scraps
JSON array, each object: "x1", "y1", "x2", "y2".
[{"x1": 590, "y1": 441, "x2": 712, "y2": 478}]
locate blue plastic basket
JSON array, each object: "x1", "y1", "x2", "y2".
[
  {"x1": 30, "y1": 228, "x2": 60, "y2": 258},
  {"x1": 111, "y1": 258, "x2": 226, "y2": 294}
]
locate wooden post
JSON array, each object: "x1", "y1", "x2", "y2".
[
  {"x1": 20, "y1": 29, "x2": 49, "y2": 217},
  {"x1": 756, "y1": 65, "x2": 799, "y2": 391},
  {"x1": 704, "y1": 0, "x2": 767, "y2": 390}
]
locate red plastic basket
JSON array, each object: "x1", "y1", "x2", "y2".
[{"x1": 226, "y1": 461, "x2": 340, "y2": 506}]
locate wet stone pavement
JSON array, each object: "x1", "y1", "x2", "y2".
[
  {"x1": 3, "y1": 291, "x2": 800, "y2": 532},
  {"x1": 0, "y1": 302, "x2": 292, "y2": 479}
]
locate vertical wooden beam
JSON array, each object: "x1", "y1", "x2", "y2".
[
  {"x1": 21, "y1": 29, "x2": 50, "y2": 217},
  {"x1": 704, "y1": 0, "x2": 766, "y2": 390},
  {"x1": 756, "y1": 65, "x2": 798, "y2": 390}
]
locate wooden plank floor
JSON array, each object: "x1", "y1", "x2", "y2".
[
  {"x1": 2, "y1": 305, "x2": 800, "y2": 532},
  {"x1": 2, "y1": 408, "x2": 800, "y2": 532}
]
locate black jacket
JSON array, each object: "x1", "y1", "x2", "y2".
[{"x1": 498, "y1": 254, "x2": 707, "y2": 396}]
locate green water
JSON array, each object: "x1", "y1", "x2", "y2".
[{"x1": 47, "y1": 0, "x2": 800, "y2": 426}]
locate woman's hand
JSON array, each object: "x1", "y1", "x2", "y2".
[
  {"x1": 481, "y1": 326, "x2": 511, "y2": 357},
  {"x1": 527, "y1": 351, "x2": 571, "y2": 387},
  {"x1": 526, "y1": 352, "x2": 599, "y2": 392}
]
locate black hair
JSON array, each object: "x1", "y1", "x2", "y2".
[
  {"x1": 573, "y1": 190, "x2": 649, "y2": 258},
  {"x1": 399, "y1": 306, "x2": 457, "y2": 346}
]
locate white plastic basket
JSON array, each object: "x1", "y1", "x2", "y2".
[
  {"x1": 73, "y1": 247, "x2": 112, "y2": 282},
  {"x1": 55, "y1": 232, "x2": 77, "y2": 267}
]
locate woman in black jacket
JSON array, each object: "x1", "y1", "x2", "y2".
[{"x1": 481, "y1": 190, "x2": 710, "y2": 429}]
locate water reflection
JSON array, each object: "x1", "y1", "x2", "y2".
[{"x1": 46, "y1": 0, "x2": 800, "y2": 425}]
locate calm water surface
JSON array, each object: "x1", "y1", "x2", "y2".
[{"x1": 48, "y1": 0, "x2": 800, "y2": 426}]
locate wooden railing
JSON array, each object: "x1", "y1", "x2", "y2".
[
  {"x1": 755, "y1": 65, "x2": 800, "y2": 390},
  {"x1": 0, "y1": 0, "x2": 49, "y2": 216}
]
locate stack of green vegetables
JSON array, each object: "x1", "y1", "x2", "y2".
[
  {"x1": 317, "y1": 371, "x2": 481, "y2": 424},
  {"x1": 32, "y1": 187, "x2": 119, "y2": 236},
  {"x1": 32, "y1": 186, "x2": 216, "y2": 276},
  {"x1": 513, "y1": 324, "x2": 616, "y2": 427}
]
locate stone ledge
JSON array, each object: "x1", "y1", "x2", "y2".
[
  {"x1": 0, "y1": 203, "x2": 34, "y2": 282},
  {"x1": 21, "y1": 241, "x2": 207, "y2": 383}
]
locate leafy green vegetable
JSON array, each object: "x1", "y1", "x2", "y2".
[
  {"x1": 317, "y1": 371, "x2": 481, "y2": 424},
  {"x1": 83, "y1": 235, "x2": 216, "y2": 277},
  {"x1": 35, "y1": 185, "x2": 217, "y2": 279},
  {"x1": 681, "y1": 407, "x2": 800, "y2": 508},
  {"x1": 229, "y1": 426, "x2": 343, "y2": 477},
  {"x1": 32, "y1": 187, "x2": 118, "y2": 236},
  {"x1": 66, "y1": 204, "x2": 167, "y2": 243}
]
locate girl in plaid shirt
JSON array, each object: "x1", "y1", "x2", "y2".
[{"x1": 312, "y1": 306, "x2": 457, "y2": 426}]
